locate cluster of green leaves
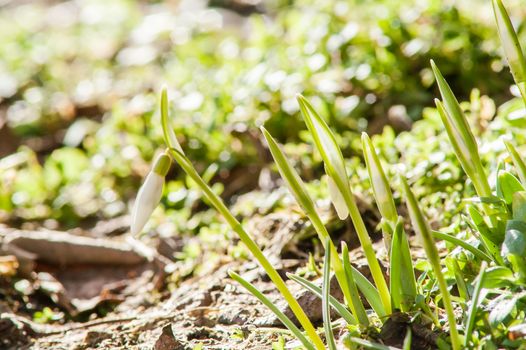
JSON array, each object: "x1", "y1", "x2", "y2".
[
  {"x1": 0, "y1": 0, "x2": 521, "y2": 227},
  {"x1": 2, "y1": 0, "x2": 526, "y2": 347},
  {"x1": 132, "y1": 0, "x2": 526, "y2": 348}
]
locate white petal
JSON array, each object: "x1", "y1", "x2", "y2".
[
  {"x1": 328, "y1": 176, "x2": 348, "y2": 220},
  {"x1": 131, "y1": 172, "x2": 164, "y2": 235}
]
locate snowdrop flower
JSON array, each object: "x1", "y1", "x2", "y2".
[
  {"x1": 327, "y1": 171, "x2": 348, "y2": 220},
  {"x1": 297, "y1": 94, "x2": 350, "y2": 219},
  {"x1": 130, "y1": 152, "x2": 171, "y2": 235}
]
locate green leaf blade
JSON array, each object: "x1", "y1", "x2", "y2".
[
  {"x1": 492, "y1": 0, "x2": 526, "y2": 105},
  {"x1": 322, "y1": 237, "x2": 337, "y2": 350},
  {"x1": 229, "y1": 271, "x2": 316, "y2": 350},
  {"x1": 401, "y1": 177, "x2": 461, "y2": 350}
]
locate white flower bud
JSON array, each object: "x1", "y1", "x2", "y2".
[
  {"x1": 130, "y1": 153, "x2": 171, "y2": 235},
  {"x1": 328, "y1": 175, "x2": 349, "y2": 220}
]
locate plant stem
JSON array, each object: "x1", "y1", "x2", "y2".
[
  {"x1": 464, "y1": 262, "x2": 487, "y2": 346},
  {"x1": 309, "y1": 213, "x2": 369, "y2": 325},
  {"x1": 339, "y1": 178, "x2": 392, "y2": 315}
]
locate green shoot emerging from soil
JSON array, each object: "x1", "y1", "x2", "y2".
[{"x1": 129, "y1": 0, "x2": 526, "y2": 348}]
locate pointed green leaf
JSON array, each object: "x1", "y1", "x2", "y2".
[
  {"x1": 505, "y1": 141, "x2": 526, "y2": 185},
  {"x1": 287, "y1": 273, "x2": 356, "y2": 325},
  {"x1": 401, "y1": 177, "x2": 461, "y2": 350},
  {"x1": 464, "y1": 262, "x2": 487, "y2": 346},
  {"x1": 432, "y1": 231, "x2": 492, "y2": 262},
  {"x1": 352, "y1": 265, "x2": 386, "y2": 318},
  {"x1": 493, "y1": 0, "x2": 526, "y2": 104},
  {"x1": 322, "y1": 237, "x2": 337, "y2": 350},
  {"x1": 434, "y1": 97, "x2": 490, "y2": 197},
  {"x1": 341, "y1": 242, "x2": 370, "y2": 325},
  {"x1": 229, "y1": 271, "x2": 316, "y2": 350},
  {"x1": 431, "y1": 62, "x2": 477, "y2": 157},
  {"x1": 431, "y1": 61, "x2": 491, "y2": 197},
  {"x1": 445, "y1": 258, "x2": 468, "y2": 302},
  {"x1": 390, "y1": 219, "x2": 416, "y2": 312},
  {"x1": 261, "y1": 127, "x2": 316, "y2": 215},
  {"x1": 496, "y1": 170, "x2": 524, "y2": 205}
]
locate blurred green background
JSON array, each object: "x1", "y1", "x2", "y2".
[{"x1": 0, "y1": 0, "x2": 524, "y2": 233}]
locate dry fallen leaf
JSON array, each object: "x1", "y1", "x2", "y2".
[{"x1": 0, "y1": 255, "x2": 18, "y2": 277}]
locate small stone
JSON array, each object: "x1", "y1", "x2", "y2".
[
  {"x1": 154, "y1": 324, "x2": 184, "y2": 350},
  {"x1": 83, "y1": 331, "x2": 112, "y2": 347}
]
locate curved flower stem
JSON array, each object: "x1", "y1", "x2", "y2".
[
  {"x1": 339, "y1": 181, "x2": 392, "y2": 315},
  {"x1": 159, "y1": 94, "x2": 324, "y2": 349}
]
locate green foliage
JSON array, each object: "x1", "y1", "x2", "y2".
[
  {"x1": 3, "y1": 0, "x2": 526, "y2": 349},
  {"x1": 0, "y1": 0, "x2": 521, "y2": 226}
]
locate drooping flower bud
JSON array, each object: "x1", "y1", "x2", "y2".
[
  {"x1": 327, "y1": 172, "x2": 348, "y2": 220},
  {"x1": 297, "y1": 94, "x2": 350, "y2": 219},
  {"x1": 130, "y1": 152, "x2": 171, "y2": 235}
]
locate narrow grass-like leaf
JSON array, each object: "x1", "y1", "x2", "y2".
[
  {"x1": 401, "y1": 177, "x2": 461, "y2": 350},
  {"x1": 505, "y1": 141, "x2": 526, "y2": 185},
  {"x1": 445, "y1": 258, "x2": 468, "y2": 302},
  {"x1": 431, "y1": 62, "x2": 491, "y2": 197},
  {"x1": 323, "y1": 237, "x2": 337, "y2": 350},
  {"x1": 389, "y1": 219, "x2": 416, "y2": 312},
  {"x1": 298, "y1": 94, "x2": 391, "y2": 315},
  {"x1": 260, "y1": 127, "x2": 316, "y2": 214},
  {"x1": 464, "y1": 262, "x2": 488, "y2": 346},
  {"x1": 342, "y1": 242, "x2": 386, "y2": 318},
  {"x1": 432, "y1": 231, "x2": 492, "y2": 262},
  {"x1": 261, "y1": 126, "x2": 368, "y2": 326},
  {"x1": 287, "y1": 273, "x2": 356, "y2": 325},
  {"x1": 493, "y1": 0, "x2": 526, "y2": 106},
  {"x1": 347, "y1": 337, "x2": 401, "y2": 350},
  {"x1": 229, "y1": 271, "x2": 316, "y2": 350}
]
